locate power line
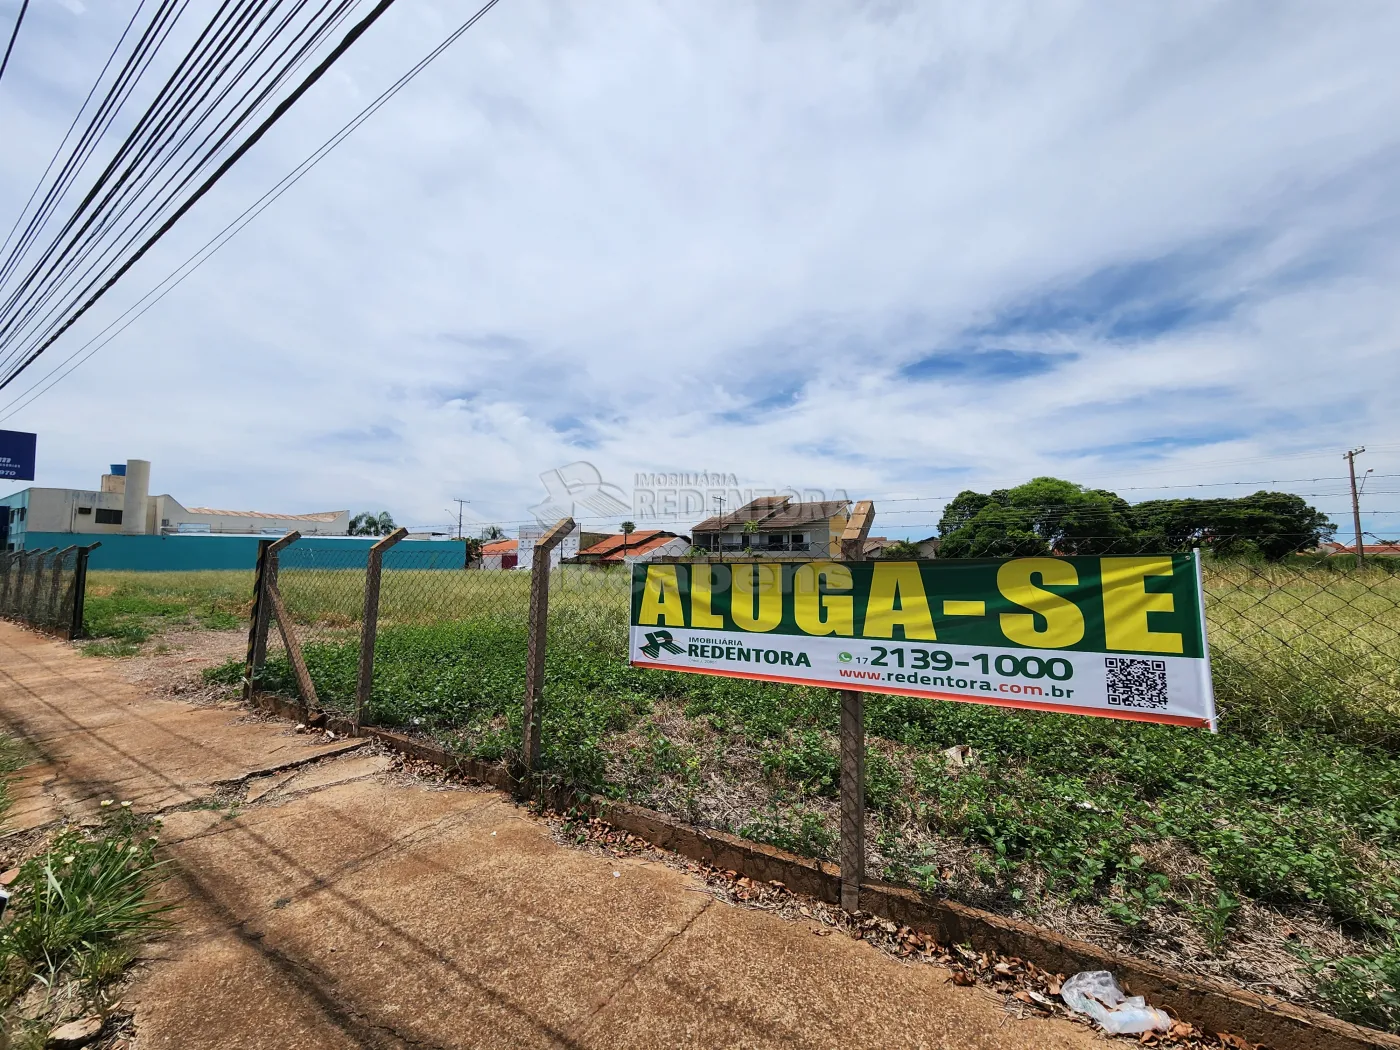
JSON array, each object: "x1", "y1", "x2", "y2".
[
  {"x1": 0, "y1": 0, "x2": 158, "y2": 276},
  {"x1": 0, "y1": 0, "x2": 365, "y2": 374},
  {"x1": 0, "y1": 0, "x2": 502, "y2": 416},
  {"x1": 0, "y1": 0, "x2": 367, "y2": 373},
  {"x1": 0, "y1": 0, "x2": 400, "y2": 391},
  {"x1": 0, "y1": 0, "x2": 29, "y2": 90}
]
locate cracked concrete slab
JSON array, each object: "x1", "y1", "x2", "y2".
[{"x1": 0, "y1": 623, "x2": 1104, "y2": 1049}]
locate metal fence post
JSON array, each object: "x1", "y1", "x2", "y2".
[
  {"x1": 243, "y1": 539, "x2": 274, "y2": 702},
  {"x1": 521, "y1": 516, "x2": 576, "y2": 782},
  {"x1": 837, "y1": 501, "x2": 875, "y2": 913},
  {"x1": 68, "y1": 543, "x2": 99, "y2": 640},
  {"x1": 357, "y1": 527, "x2": 409, "y2": 731}
]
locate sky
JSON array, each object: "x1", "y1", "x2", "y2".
[{"x1": 1, "y1": 0, "x2": 1398, "y2": 540}]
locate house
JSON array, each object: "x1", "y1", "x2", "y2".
[
  {"x1": 852, "y1": 534, "x2": 940, "y2": 559},
  {"x1": 690, "y1": 496, "x2": 850, "y2": 558},
  {"x1": 573, "y1": 530, "x2": 690, "y2": 565},
  {"x1": 1318, "y1": 541, "x2": 1400, "y2": 557},
  {"x1": 479, "y1": 538, "x2": 517, "y2": 570}
]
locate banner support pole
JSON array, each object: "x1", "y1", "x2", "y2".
[{"x1": 837, "y1": 501, "x2": 875, "y2": 913}]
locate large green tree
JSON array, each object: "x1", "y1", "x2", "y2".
[
  {"x1": 937, "y1": 479, "x2": 1333, "y2": 560},
  {"x1": 1131, "y1": 491, "x2": 1334, "y2": 559},
  {"x1": 937, "y1": 477, "x2": 1135, "y2": 558}
]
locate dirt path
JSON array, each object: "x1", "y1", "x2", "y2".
[{"x1": 0, "y1": 623, "x2": 1105, "y2": 1050}]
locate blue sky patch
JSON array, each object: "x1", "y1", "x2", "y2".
[{"x1": 899, "y1": 349, "x2": 1075, "y2": 382}]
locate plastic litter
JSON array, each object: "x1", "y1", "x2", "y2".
[{"x1": 1059, "y1": 970, "x2": 1172, "y2": 1035}]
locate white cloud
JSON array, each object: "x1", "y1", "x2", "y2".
[{"x1": 1, "y1": 0, "x2": 1398, "y2": 537}]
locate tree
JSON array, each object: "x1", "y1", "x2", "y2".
[
  {"x1": 879, "y1": 540, "x2": 924, "y2": 560},
  {"x1": 1131, "y1": 491, "x2": 1334, "y2": 559},
  {"x1": 937, "y1": 478, "x2": 1134, "y2": 558},
  {"x1": 479, "y1": 524, "x2": 504, "y2": 540},
  {"x1": 937, "y1": 479, "x2": 1334, "y2": 561},
  {"x1": 348, "y1": 511, "x2": 396, "y2": 537},
  {"x1": 619, "y1": 520, "x2": 636, "y2": 559}
]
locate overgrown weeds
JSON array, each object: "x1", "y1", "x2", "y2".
[{"x1": 0, "y1": 805, "x2": 173, "y2": 1020}]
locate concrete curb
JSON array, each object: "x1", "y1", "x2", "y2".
[{"x1": 247, "y1": 693, "x2": 1400, "y2": 1050}]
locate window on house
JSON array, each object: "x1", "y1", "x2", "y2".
[
  {"x1": 17, "y1": 507, "x2": 25, "y2": 522},
  {"x1": 95, "y1": 508, "x2": 123, "y2": 525},
  {"x1": 77, "y1": 506, "x2": 92, "y2": 515}
]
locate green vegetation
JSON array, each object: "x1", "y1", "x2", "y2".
[
  {"x1": 114, "y1": 559, "x2": 1400, "y2": 1031},
  {"x1": 81, "y1": 570, "x2": 252, "y2": 649},
  {"x1": 937, "y1": 476, "x2": 1336, "y2": 560},
  {"x1": 0, "y1": 742, "x2": 171, "y2": 1035},
  {"x1": 0, "y1": 823, "x2": 172, "y2": 994},
  {"x1": 348, "y1": 511, "x2": 397, "y2": 536}
]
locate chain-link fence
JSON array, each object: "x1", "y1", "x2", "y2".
[
  {"x1": 233, "y1": 525, "x2": 1400, "y2": 1030},
  {"x1": 242, "y1": 528, "x2": 1400, "y2": 762},
  {"x1": 0, "y1": 544, "x2": 97, "y2": 639},
  {"x1": 246, "y1": 530, "x2": 531, "y2": 751}
]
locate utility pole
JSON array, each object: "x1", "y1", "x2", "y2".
[
  {"x1": 1344, "y1": 448, "x2": 1365, "y2": 567},
  {"x1": 452, "y1": 498, "x2": 469, "y2": 541}
]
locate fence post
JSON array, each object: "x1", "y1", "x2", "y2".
[
  {"x1": 521, "y1": 516, "x2": 576, "y2": 783},
  {"x1": 27, "y1": 548, "x2": 56, "y2": 625},
  {"x1": 11, "y1": 550, "x2": 29, "y2": 621},
  {"x1": 356, "y1": 527, "x2": 409, "y2": 731},
  {"x1": 0, "y1": 552, "x2": 12, "y2": 615},
  {"x1": 255, "y1": 532, "x2": 303, "y2": 697},
  {"x1": 68, "y1": 543, "x2": 99, "y2": 640},
  {"x1": 47, "y1": 546, "x2": 78, "y2": 632},
  {"x1": 243, "y1": 539, "x2": 275, "y2": 701},
  {"x1": 837, "y1": 501, "x2": 875, "y2": 913}
]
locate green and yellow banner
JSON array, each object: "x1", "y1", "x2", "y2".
[{"x1": 630, "y1": 555, "x2": 1216, "y2": 728}]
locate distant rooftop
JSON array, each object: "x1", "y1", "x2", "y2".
[{"x1": 185, "y1": 507, "x2": 343, "y2": 522}]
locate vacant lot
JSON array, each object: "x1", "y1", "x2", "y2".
[{"x1": 88, "y1": 560, "x2": 1400, "y2": 1033}]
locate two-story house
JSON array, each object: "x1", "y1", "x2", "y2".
[{"x1": 689, "y1": 496, "x2": 850, "y2": 558}]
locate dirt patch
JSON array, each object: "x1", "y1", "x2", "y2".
[{"x1": 84, "y1": 628, "x2": 247, "y2": 704}]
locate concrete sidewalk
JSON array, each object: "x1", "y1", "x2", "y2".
[{"x1": 0, "y1": 624, "x2": 1103, "y2": 1050}]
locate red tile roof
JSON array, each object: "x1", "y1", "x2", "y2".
[
  {"x1": 577, "y1": 531, "x2": 685, "y2": 562},
  {"x1": 1322, "y1": 541, "x2": 1400, "y2": 556},
  {"x1": 481, "y1": 538, "x2": 517, "y2": 554}
]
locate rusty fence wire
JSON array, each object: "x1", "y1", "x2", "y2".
[{"x1": 0, "y1": 544, "x2": 96, "y2": 639}]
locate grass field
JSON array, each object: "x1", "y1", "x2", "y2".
[{"x1": 92, "y1": 560, "x2": 1400, "y2": 1031}]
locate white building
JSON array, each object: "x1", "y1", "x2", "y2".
[
  {"x1": 515, "y1": 524, "x2": 582, "y2": 571},
  {"x1": 1, "y1": 458, "x2": 348, "y2": 549}
]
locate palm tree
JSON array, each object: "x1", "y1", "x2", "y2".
[{"x1": 619, "y1": 520, "x2": 636, "y2": 560}]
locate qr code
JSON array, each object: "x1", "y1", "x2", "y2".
[{"x1": 1105, "y1": 657, "x2": 1168, "y2": 710}]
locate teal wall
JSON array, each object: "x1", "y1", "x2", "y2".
[{"x1": 20, "y1": 533, "x2": 470, "y2": 572}]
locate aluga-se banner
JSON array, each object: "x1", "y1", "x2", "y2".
[{"x1": 629, "y1": 554, "x2": 1217, "y2": 730}]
